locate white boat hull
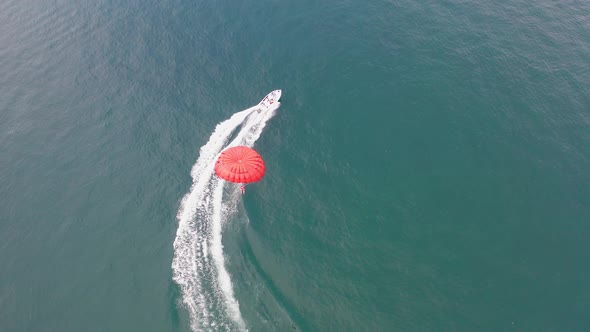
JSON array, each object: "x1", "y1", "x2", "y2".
[{"x1": 256, "y1": 89, "x2": 282, "y2": 113}]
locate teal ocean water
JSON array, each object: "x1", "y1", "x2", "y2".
[{"x1": 2, "y1": 0, "x2": 590, "y2": 331}]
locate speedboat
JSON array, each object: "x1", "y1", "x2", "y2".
[{"x1": 257, "y1": 90, "x2": 282, "y2": 113}]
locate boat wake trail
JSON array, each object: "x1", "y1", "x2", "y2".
[{"x1": 172, "y1": 103, "x2": 279, "y2": 332}]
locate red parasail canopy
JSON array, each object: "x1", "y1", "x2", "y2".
[{"x1": 214, "y1": 146, "x2": 265, "y2": 184}]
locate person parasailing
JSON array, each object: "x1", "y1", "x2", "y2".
[{"x1": 214, "y1": 146, "x2": 266, "y2": 194}]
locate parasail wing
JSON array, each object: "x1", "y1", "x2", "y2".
[{"x1": 214, "y1": 146, "x2": 265, "y2": 184}]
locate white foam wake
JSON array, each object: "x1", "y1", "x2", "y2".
[{"x1": 172, "y1": 103, "x2": 279, "y2": 332}]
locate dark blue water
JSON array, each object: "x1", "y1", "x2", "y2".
[{"x1": 1, "y1": 0, "x2": 589, "y2": 331}]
